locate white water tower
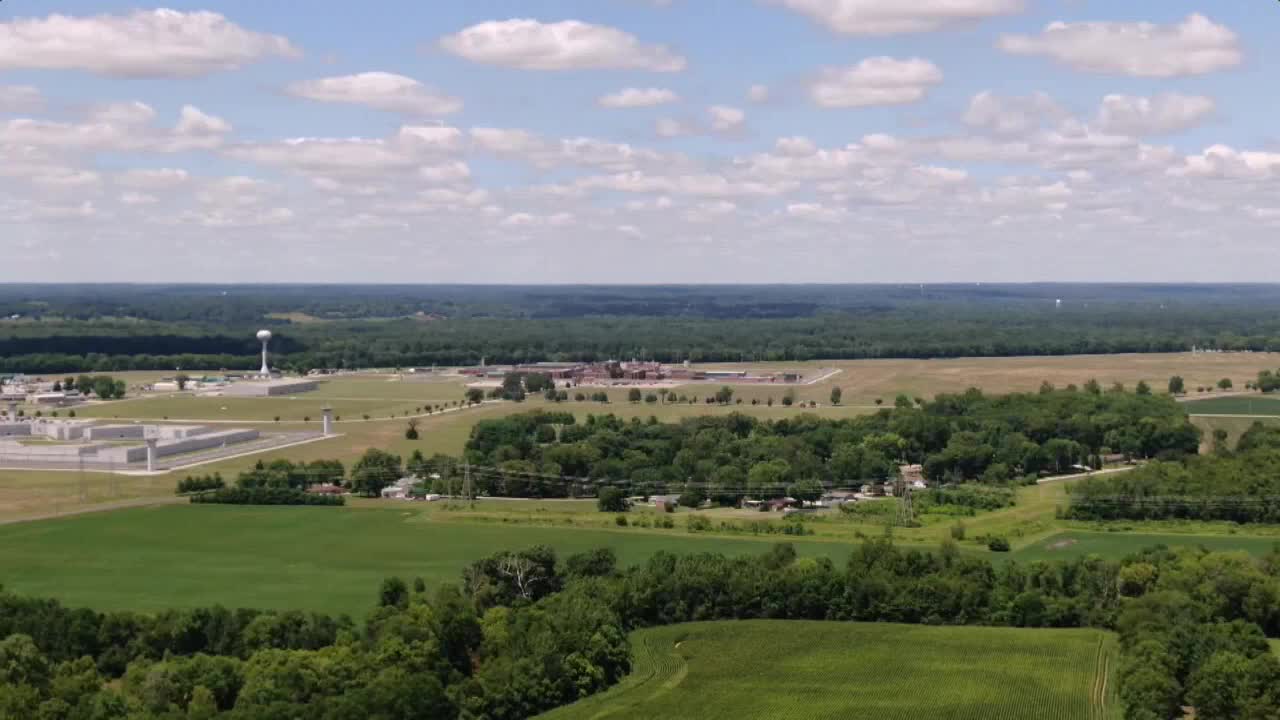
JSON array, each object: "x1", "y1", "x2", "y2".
[{"x1": 257, "y1": 330, "x2": 273, "y2": 377}]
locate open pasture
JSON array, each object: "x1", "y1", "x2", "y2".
[
  {"x1": 680, "y1": 352, "x2": 1276, "y2": 406},
  {"x1": 0, "y1": 505, "x2": 860, "y2": 616},
  {"x1": 538, "y1": 620, "x2": 1118, "y2": 720},
  {"x1": 1182, "y1": 395, "x2": 1280, "y2": 417},
  {"x1": 1015, "y1": 531, "x2": 1280, "y2": 564}
]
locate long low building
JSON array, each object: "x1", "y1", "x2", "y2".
[{"x1": 222, "y1": 379, "x2": 321, "y2": 397}]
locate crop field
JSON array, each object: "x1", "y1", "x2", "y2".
[
  {"x1": 538, "y1": 620, "x2": 1118, "y2": 720},
  {"x1": 1014, "y1": 531, "x2": 1280, "y2": 563},
  {"x1": 1182, "y1": 395, "x2": 1280, "y2": 416},
  {"x1": 0, "y1": 505, "x2": 862, "y2": 616}
]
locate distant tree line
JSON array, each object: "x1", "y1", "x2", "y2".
[
  {"x1": 454, "y1": 388, "x2": 1198, "y2": 501},
  {"x1": 18, "y1": 285, "x2": 1280, "y2": 372},
  {"x1": 0, "y1": 538, "x2": 1277, "y2": 718}
]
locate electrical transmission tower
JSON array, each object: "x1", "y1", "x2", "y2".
[{"x1": 894, "y1": 477, "x2": 915, "y2": 527}]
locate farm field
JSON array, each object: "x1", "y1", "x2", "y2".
[
  {"x1": 1182, "y1": 395, "x2": 1280, "y2": 416},
  {"x1": 0, "y1": 505, "x2": 863, "y2": 616},
  {"x1": 675, "y1": 352, "x2": 1278, "y2": 406},
  {"x1": 1014, "y1": 531, "x2": 1280, "y2": 563},
  {"x1": 538, "y1": 620, "x2": 1119, "y2": 720}
]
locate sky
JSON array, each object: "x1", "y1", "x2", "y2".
[{"x1": 1, "y1": 0, "x2": 1278, "y2": 283}]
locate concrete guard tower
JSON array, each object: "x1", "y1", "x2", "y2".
[{"x1": 257, "y1": 330, "x2": 273, "y2": 378}]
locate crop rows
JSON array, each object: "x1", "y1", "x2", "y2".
[{"x1": 539, "y1": 620, "x2": 1114, "y2": 720}]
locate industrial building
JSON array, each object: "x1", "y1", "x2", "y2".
[{"x1": 222, "y1": 378, "x2": 321, "y2": 397}]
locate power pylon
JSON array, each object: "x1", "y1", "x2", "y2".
[{"x1": 894, "y1": 477, "x2": 915, "y2": 527}]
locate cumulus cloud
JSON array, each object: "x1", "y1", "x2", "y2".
[
  {"x1": 773, "y1": 0, "x2": 1024, "y2": 35},
  {"x1": 0, "y1": 9, "x2": 300, "y2": 77},
  {"x1": 963, "y1": 91, "x2": 1064, "y2": 136},
  {"x1": 998, "y1": 14, "x2": 1241, "y2": 78},
  {"x1": 1095, "y1": 94, "x2": 1215, "y2": 136},
  {"x1": 287, "y1": 72, "x2": 462, "y2": 116},
  {"x1": 598, "y1": 87, "x2": 679, "y2": 108},
  {"x1": 810, "y1": 57, "x2": 942, "y2": 108},
  {"x1": 439, "y1": 19, "x2": 686, "y2": 71},
  {"x1": 708, "y1": 106, "x2": 746, "y2": 132}
]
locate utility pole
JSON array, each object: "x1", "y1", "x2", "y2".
[{"x1": 462, "y1": 461, "x2": 473, "y2": 506}]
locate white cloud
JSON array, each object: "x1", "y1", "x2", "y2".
[
  {"x1": 773, "y1": 0, "x2": 1024, "y2": 35},
  {"x1": 440, "y1": 19, "x2": 686, "y2": 71},
  {"x1": 810, "y1": 57, "x2": 942, "y2": 108},
  {"x1": 599, "y1": 87, "x2": 679, "y2": 108},
  {"x1": 0, "y1": 9, "x2": 300, "y2": 77},
  {"x1": 963, "y1": 91, "x2": 1064, "y2": 136},
  {"x1": 175, "y1": 106, "x2": 232, "y2": 136},
  {"x1": 116, "y1": 168, "x2": 190, "y2": 190},
  {"x1": 119, "y1": 192, "x2": 158, "y2": 206},
  {"x1": 998, "y1": 14, "x2": 1241, "y2": 78},
  {"x1": 1095, "y1": 94, "x2": 1215, "y2": 136},
  {"x1": 286, "y1": 72, "x2": 462, "y2": 116},
  {"x1": 0, "y1": 85, "x2": 42, "y2": 113},
  {"x1": 747, "y1": 85, "x2": 771, "y2": 103},
  {"x1": 419, "y1": 162, "x2": 472, "y2": 184},
  {"x1": 87, "y1": 102, "x2": 157, "y2": 126},
  {"x1": 708, "y1": 106, "x2": 746, "y2": 132},
  {"x1": 1169, "y1": 145, "x2": 1280, "y2": 180},
  {"x1": 656, "y1": 117, "x2": 692, "y2": 138}
]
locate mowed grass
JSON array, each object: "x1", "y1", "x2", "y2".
[
  {"x1": 1014, "y1": 531, "x2": 1280, "y2": 563},
  {"x1": 0, "y1": 505, "x2": 860, "y2": 616},
  {"x1": 1182, "y1": 395, "x2": 1280, "y2": 416},
  {"x1": 538, "y1": 620, "x2": 1118, "y2": 720}
]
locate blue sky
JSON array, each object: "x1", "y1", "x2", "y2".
[{"x1": 2, "y1": 1, "x2": 1278, "y2": 282}]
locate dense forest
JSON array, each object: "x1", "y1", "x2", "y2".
[
  {"x1": 1068, "y1": 422, "x2": 1280, "y2": 524},
  {"x1": 8, "y1": 284, "x2": 1280, "y2": 372},
  {"x1": 441, "y1": 388, "x2": 1199, "y2": 501},
  {"x1": 1, "y1": 539, "x2": 1277, "y2": 719}
]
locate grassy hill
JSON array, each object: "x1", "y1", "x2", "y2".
[{"x1": 537, "y1": 621, "x2": 1119, "y2": 720}]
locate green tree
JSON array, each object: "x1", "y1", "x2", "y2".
[
  {"x1": 1168, "y1": 376, "x2": 1185, "y2": 395},
  {"x1": 465, "y1": 388, "x2": 484, "y2": 405},
  {"x1": 175, "y1": 373, "x2": 191, "y2": 391},
  {"x1": 405, "y1": 418, "x2": 420, "y2": 440},
  {"x1": 627, "y1": 388, "x2": 642, "y2": 403},
  {"x1": 1218, "y1": 377, "x2": 1233, "y2": 391},
  {"x1": 1136, "y1": 380, "x2": 1152, "y2": 396},
  {"x1": 828, "y1": 386, "x2": 843, "y2": 405},
  {"x1": 597, "y1": 487, "x2": 629, "y2": 512},
  {"x1": 350, "y1": 449, "x2": 402, "y2": 497}
]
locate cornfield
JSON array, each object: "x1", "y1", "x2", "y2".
[{"x1": 539, "y1": 620, "x2": 1118, "y2": 720}]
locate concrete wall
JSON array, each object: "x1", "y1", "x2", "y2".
[
  {"x1": 117, "y1": 429, "x2": 261, "y2": 463},
  {"x1": 155, "y1": 425, "x2": 217, "y2": 440},
  {"x1": 32, "y1": 421, "x2": 92, "y2": 440},
  {"x1": 0, "y1": 423, "x2": 31, "y2": 438},
  {"x1": 86, "y1": 425, "x2": 146, "y2": 441}
]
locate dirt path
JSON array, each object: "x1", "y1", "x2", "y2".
[{"x1": 0, "y1": 496, "x2": 183, "y2": 527}]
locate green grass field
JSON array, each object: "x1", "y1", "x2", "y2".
[
  {"x1": 1014, "y1": 531, "x2": 1280, "y2": 563},
  {"x1": 538, "y1": 621, "x2": 1118, "y2": 720},
  {"x1": 0, "y1": 505, "x2": 863, "y2": 616},
  {"x1": 1182, "y1": 395, "x2": 1280, "y2": 416}
]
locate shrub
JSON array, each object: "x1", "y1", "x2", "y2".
[
  {"x1": 988, "y1": 537, "x2": 1011, "y2": 552},
  {"x1": 950, "y1": 522, "x2": 967, "y2": 541},
  {"x1": 190, "y1": 487, "x2": 343, "y2": 506},
  {"x1": 614, "y1": 515, "x2": 628, "y2": 527},
  {"x1": 687, "y1": 515, "x2": 712, "y2": 533}
]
